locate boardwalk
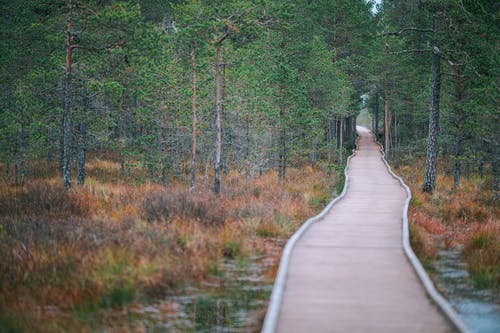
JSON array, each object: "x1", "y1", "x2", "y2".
[{"x1": 271, "y1": 127, "x2": 454, "y2": 333}]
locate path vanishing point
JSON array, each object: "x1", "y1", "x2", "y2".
[{"x1": 263, "y1": 127, "x2": 461, "y2": 333}]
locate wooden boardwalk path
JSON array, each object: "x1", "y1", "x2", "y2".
[{"x1": 265, "y1": 127, "x2": 456, "y2": 333}]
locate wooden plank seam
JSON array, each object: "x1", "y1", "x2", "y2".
[
  {"x1": 261, "y1": 134, "x2": 359, "y2": 333},
  {"x1": 375, "y1": 129, "x2": 470, "y2": 333}
]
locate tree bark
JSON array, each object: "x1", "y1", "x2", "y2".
[
  {"x1": 189, "y1": 43, "x2": 197, "y2": 193},
  {"x1": 493, "y1": 146, "x2": 499, "y2": 202},
  {"x1": 77, "y1": 122, "x2": 87, "y2": 185},
  {"x1": 384, "y1": 78, "x2": 391, "y2": 159},
  {"x1": 16, "y1": 127, "x2": 26, "y2": 186},
  {"x1": 422, "y1": 14, "x2": 441, "y2": 193},
  {"x1": 278, "y1": 104, "x2": 286, "y2": 180},
  {"x1": 214, "y1": 34, "x2": 228, "y2": 194},
  {"x1": 62, "y1": 0, "x2": 74, "y2": 190},
  {"x1": 118, "y1": 88, "x2": 127, "y2": 178},
  {"x1": 374, "y1": 91, "x2": 379, "y2": 139},
  {"x1": 339, "y1": 117, "x2": 344, "y2": 165},
  {"x1": 245, "y1": 114, "x2": 251, "y2": 179},
  {"x1": 453, "y1": 69, "x2": 463, "y2": 188},
  {"x1": 327, "y1": 117, "x2": 334, "y2": 172},
  {"x1": 160, "y1": 101, "x2": 168, "y2": 187}
]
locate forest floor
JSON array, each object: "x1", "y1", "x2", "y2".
[
  {"x1": 0, "y1": 157, "x2": 339, "y2": 332},
  {"x1": 395, "y1": 158, "x2": 499, "y2": 293}
]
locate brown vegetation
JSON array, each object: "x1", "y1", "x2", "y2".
[
  {"x1": 397, "y1": 160, "x2": 500, "y2": 290},
  {"x1": 0, "y1": 160, "x2": 336, "y2": 331}
]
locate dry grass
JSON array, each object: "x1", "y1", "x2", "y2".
[
  {"x1": 0, "y1": 160, "x2": 337, "y2": 331},
  {"x1": 396, "y1": 160, "x2": 500, "y2": 290}
]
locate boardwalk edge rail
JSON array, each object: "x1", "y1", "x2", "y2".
[
  {"x1": 261, "y1": 138, "x2": 358, "y2": 333},
  {"x1": 377, "y1": 136, "x2": 470, "y2": 333}
]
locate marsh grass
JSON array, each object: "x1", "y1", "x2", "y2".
[
  {"x1": 396, "y1": 160, "x2": 499, "y2": 290},
  {"x1": 0, "y1": 160, "x2": 337, "y2": 331}
]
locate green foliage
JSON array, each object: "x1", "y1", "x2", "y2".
[
  {"x1": 0, "y1": 0, "x2": 373, "y2": 186},
  {"x1": 464, "y1": 231, "x2": 500, "y2": 289},
  {"x1": 0, "y1": 313, "x2": 24, "y2": 333},
  {"x1": 370, "y1": 0, "x2": 499, "y2": 193}
]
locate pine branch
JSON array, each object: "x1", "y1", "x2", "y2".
[
  {"x1": 379, "y1": 27, "x2": 434, "y2": 37},
  {"x1": 387, "y1": 48, "x2": 432, "y2": 55},
  {"x1": 71, "y1": 40, "x2": 125, "y2": 51}
]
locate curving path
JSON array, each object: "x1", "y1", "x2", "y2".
[{"x1": 270, "y1": 127, "x2": 454, "y2": 332}]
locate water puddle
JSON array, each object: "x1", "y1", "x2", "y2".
[
  {"x1": 433, "y1": 246, "x2": 500, "y2": 333},
  {"x1": 129, "y1": 238, "x2": 283, "y2": 332}
]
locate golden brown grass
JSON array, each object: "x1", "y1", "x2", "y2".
[
  {"x1": 396, "y1": 160, "x2": 500, "y2": 289},
  {"x1": 0, "y1": 160, "x2": 337, "y2": 331}
]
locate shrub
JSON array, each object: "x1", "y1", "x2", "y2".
[
  {"x1": 0, "y1": 180, "x2": 89, "y2": 218},
  {"x1": 221, "y1": 240, "x2": 241, "y2": 259},
  {"x1": 409, "y1": 223, "x2": 437, "y2": 271},
  {"x1": 140, "y1": 190, "x2": 226, "y2": 226},
  {"x1": 464, "y1": 231, "x2": 500, "y2": 289},
  {"x1": 256, "y1": 222, "x2": 283, "y2": 238}
]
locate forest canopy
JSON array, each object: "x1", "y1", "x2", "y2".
[{"x1": 0, "y1": 0, "x2": 498, "y2": 197}]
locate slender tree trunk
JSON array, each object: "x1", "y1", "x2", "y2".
[
  {"x1": 118, "y1": 91, "x2": 125, "y2": 177},
  {"x1": 453, "y1": 69, "x2": 464, "y2": 188},
  {"x1": 245, "y1": 114, "x2": 251, "y2": 179},
  {"x1": 493, "y1": 148, "x2": 499, "y2": 202},
  {"x1": 62, "y1": 0, "x2": 74, "y2": 189},
  {"x1": 393, "y1": 113, "x2": 399, "y2": 166},
  {"x1": 339, "y1": 117, "x2": 344, "y2": 165},
  {"x1": 214, "y1": 34, "x2": 228, "y2": 194},
  {"x1": 351, "y1": 116, "x2": 357, "y2": 147},
  {"x1": 310, "y1": 138, "x2": 316, "y2": 164},
  {"x1": 327, "y1": 118, "x2": 333, "y2": 172},
  {"x1": 335, "y1": 117, "x2": 340, "y2": 149},
  {"x1": 174, "y1": 123, "x2": 180, "y2": 174},
  {"x1": 384, "y1": 79, "x2": 390, "y2": 159},
  {"x1": 160, "y1": 102, "x2": 168, "y2": 187},
  {"x1": 59, "y1": 127, "x2": 64, "y2": 173},
  {"x1": 278, "y1": 105, "x2": 286, "y2": 180},
  {"x1": 47, "y1": 127, "x2": 54, "y2": 164},
  {"x1": 374, "y1": 91, "x2": 379, "y2": 139},
  {"x1": 16, "y1": 128, "x2": 26, "y2": 186},
  {"x1": 221, "y1": 60, "x2": 229, "y2": 176},
  {"x1": 172, "y1": 84, "x2": 181, "y2": 175},
  {"x1": 77, "y1": 122, "x2": 87, "y2": 185},
  {"x1": 345, "y1": 116, "x2": 351, "y2": 148},
  {"x1": 190, "y1": 44, "x2": 197, "y2": 193},
  {"x1": 422, "y1": 15, "x2": 441, "y2": 193}
]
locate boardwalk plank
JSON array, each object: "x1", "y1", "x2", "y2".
[{"x1": 275, "y1": 127, "x2": 454, "y2": 333}]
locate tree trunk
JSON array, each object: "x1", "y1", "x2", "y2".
[
  {"x1": 16, "y1": 128, "x2": 26, "y2": 186},
  {"x1": 310, "y1": 138, "x2": 316, "y2": 164},
  {"x1": 214, "y1": 34, "x2": 227, "y2": 194},
  {"x1": 339, "y1": 117, "x2": 344, "y2": 165},
  {"x1": 118, "y1": 91, "x2": 125, "y2": 177},
  {"x1": 77, "y1": 122, "x2": 87, "y2": 185},
  {"x1": 351, "y1": 116, "x2": 357, "y2": 147},
  {"x1": 47, "y1": 127, "x2": 54, "y2": 164},
  {"x1": 245, "y1": 114, "x2": 251, "y2": 179},
  {"x1": 493, "y1": 143, "x2": 499, "y2": 202},
  {"x1": 278, "y1": 104, "x2": 286, "y2": 180},
  {"x1": 384, "y1": 78, "x2": 390, "y2": 159},
  {"x1": 62, "y1": 0, "x2": 74, "y2": 189},
  {"x1": 327, "y1": 118, "x2": 333, "y2": 172},
  {"x1": 160, "y1": 102, "x2": 168, "y2": 187},
  {"x1": 453, "y1": 69, "x2": 464, "y2": 188},
  {"x1": 422, "y1": 16, "x2": 441, "y2": 193},
  {"x1": 345, "y1": 116, "x2": 352, "y2": 148},
  {"x1": 393, "y1": 112, "x2": 399, "y2": 166},
  {"x1": 189, "y1": 44, "x2": 197, "y2": 193},
  {"x1": 374, "y1": 91, "x2": 379, "y2": 139}
]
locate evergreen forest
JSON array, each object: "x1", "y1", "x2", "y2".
[{"x1": 0, "y1": 0, "x2": 498, "y2": 332}]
